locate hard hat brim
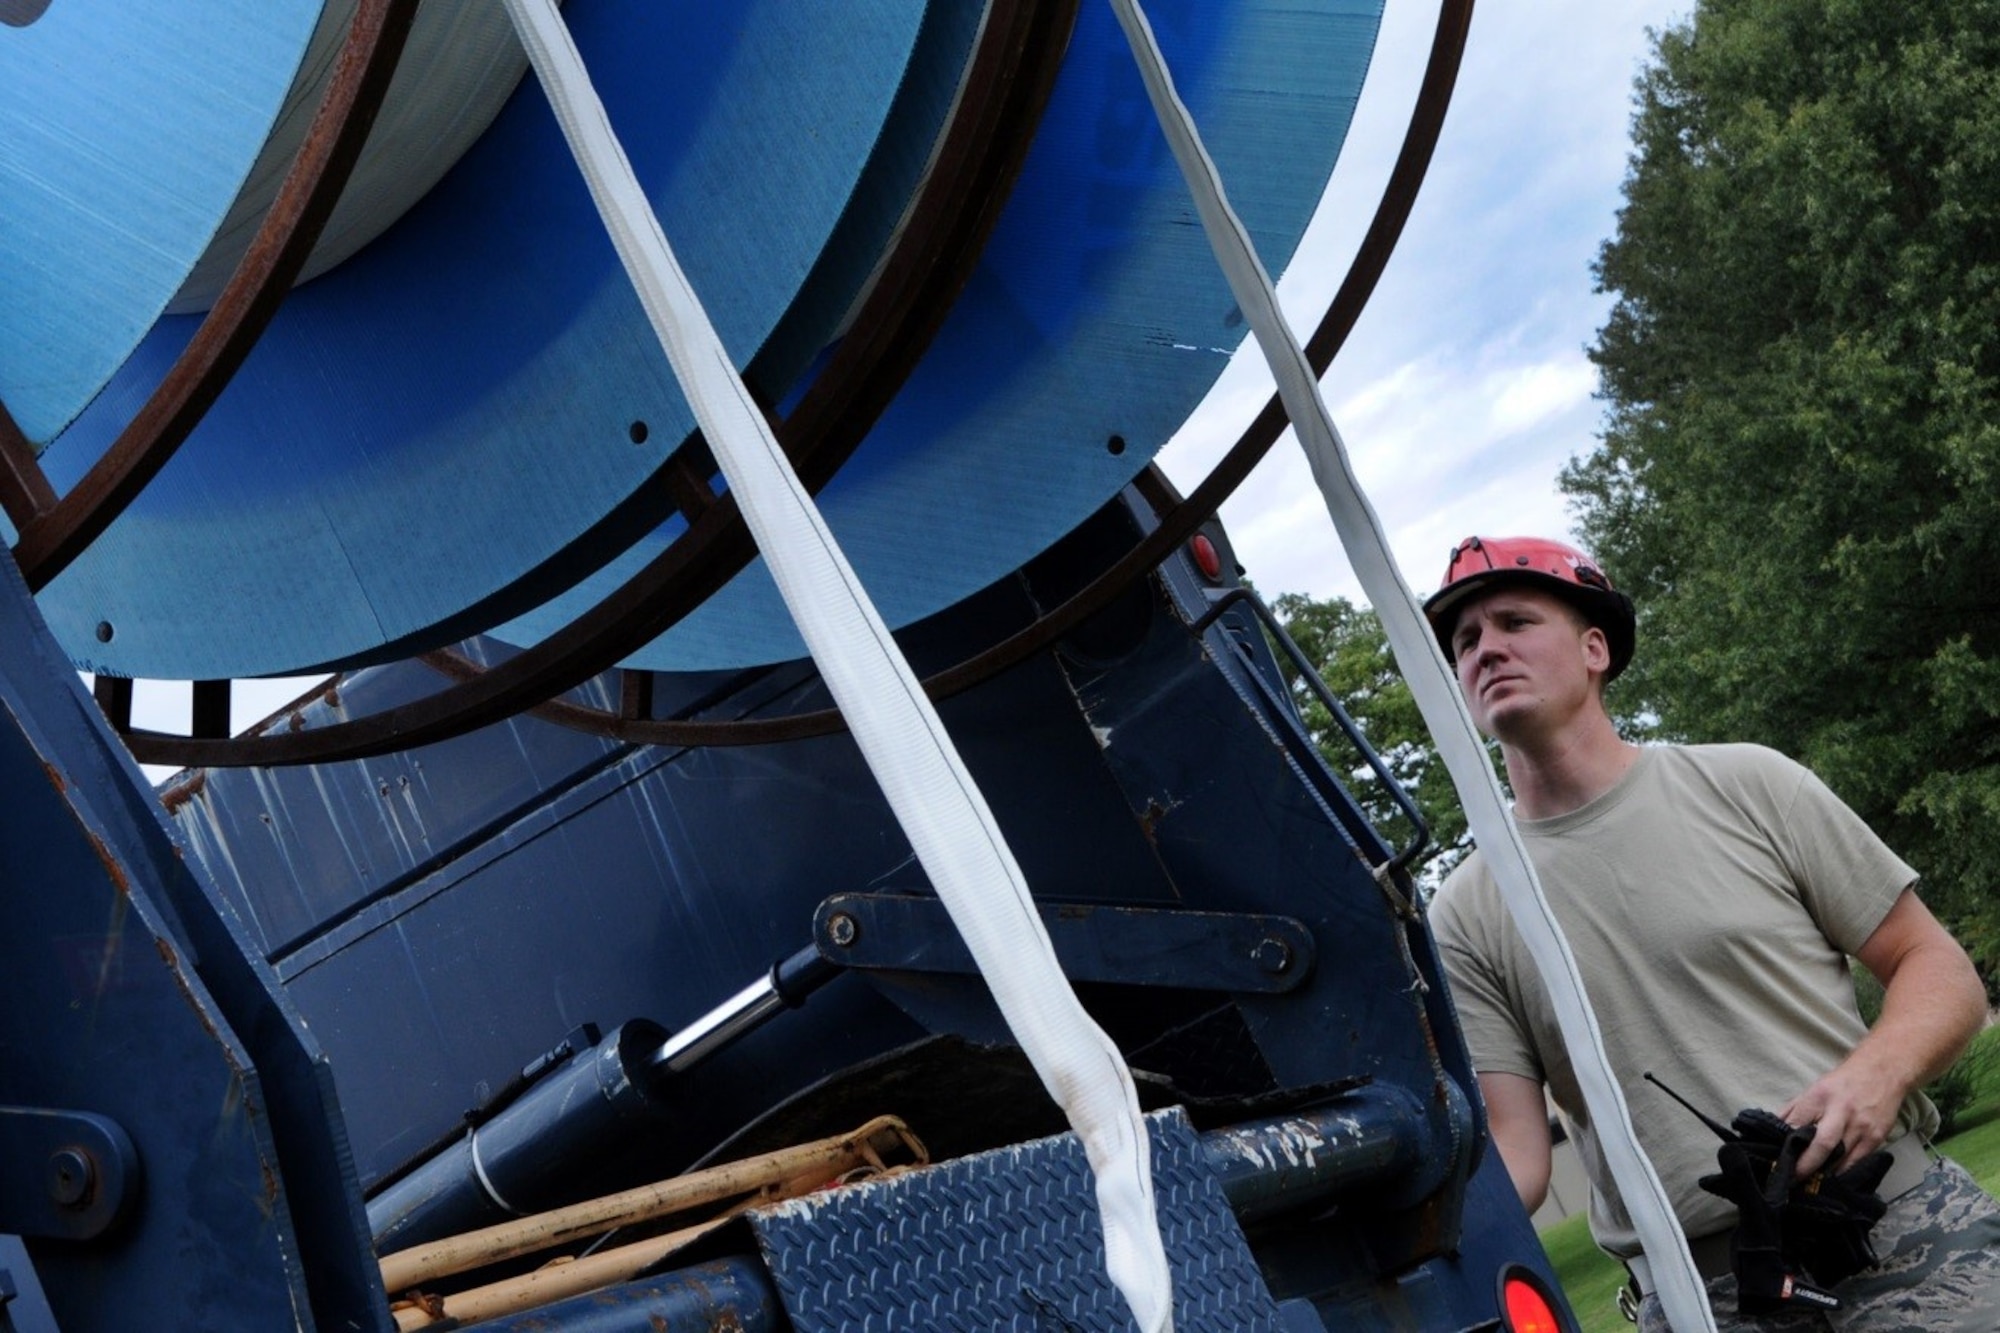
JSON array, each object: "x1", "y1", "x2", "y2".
[{"x1": 1423, "y1": 570, "x2": 1636, "y2": 682}]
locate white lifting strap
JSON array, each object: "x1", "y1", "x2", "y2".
[
  {"x1": 1104, "y1": 1, "x2": 1719, "y2": 1329},
  {"x1": 498, "y1": 1, "x2": 1175, "y2": 1328}
]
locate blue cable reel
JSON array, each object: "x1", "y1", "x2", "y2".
[{"x1": 23, "y1": 0, "x2": 1384, "y2": 684}]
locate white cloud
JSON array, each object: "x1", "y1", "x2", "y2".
[{"x1": 1486, "y1": 354, "x2": 1599, "y2": 438}]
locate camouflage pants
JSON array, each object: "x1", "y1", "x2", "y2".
[{"x1": 1636, "y1": 1157, "x2": 2000, "y2": 1332}]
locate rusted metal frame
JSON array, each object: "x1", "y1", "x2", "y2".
[
  {"x1": 534, "y1": 0, "x2": 1479, "y2": 749},
  {"x1": 92, "y1": 674, "x2": 134, "y2": 732},
  {"x1": 123, "y1": 0, "x2": 1080, "y2": 769},
  {"x1": 618, "y1": 669, "x2": 653, "y2": 722},
  {"x1": 11, "y1": 0, "x2": 422, "y2": 591},
  {"x1": 0, "y1": 398, "x2": 55, "y2": 530},
  {"x1": 191, "y1": 680, "x2": 233, "y2": 740},
  {"x1": 127, "y1": 490, "x2": 765, "y2": 766}
]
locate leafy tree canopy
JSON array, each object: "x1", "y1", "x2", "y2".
[{"x1": 1568, "y1": 0, "x2": 2000, "y2": 976}]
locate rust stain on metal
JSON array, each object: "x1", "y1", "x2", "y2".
[
  {"x1": 151, "y1": 935, "x2": 241, "y2": 1066},
  {"x1": 84, "y1": 827, "x2": 130, "y2": 896},
  {"x1": 39, "y1": 757, "x2": 66, "y2": 795},
  {"x1": 160, "y1": 769, "x2": 207, "y2": 813},
  {"x1": 1406, "y1": 1192, "x2": 1449, "y2": 1256}
]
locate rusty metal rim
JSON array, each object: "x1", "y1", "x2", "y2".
[
  {"x1": 131, "y1": 0, "x2": 1082, "y2": 771},
  {"x1": 453, "y1": 0, "x2": 1480, "y2": 751},
  {"x1": 0, "y1": 397, "x2": 54, "y2": 528},
  {"x1": 8, "y1": 0, "x2": 422, "y2": 591}
]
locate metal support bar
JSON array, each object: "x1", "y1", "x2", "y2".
[
  {"x1": 813, "y1": 892, "x2": 1315, "y2": 993},
  {"x1": 190, "y1": 680, "x2": 231, "y2": 740},
  {"x1": 470, "y1": 1256, "x2": 784, "y2": 1333},
  {"x1": 648, "y1": 945, "x2": 838, "y2": 1075},
  {"x1": 1197, "y1": 1091, "x2": 1428, "y2": 1226},
  {"x1": 90, "y1": 675, "x2": 133, "y2": 732},
  {"x1": 617, "y1": 669, "x2": 653, "y2": 721},
  {"x1": 0, "y1": 399, "x2": 53, "y2": 531},
  {"x1": 1193, "y1": 584, "x2": 1431, "y2": 875}
]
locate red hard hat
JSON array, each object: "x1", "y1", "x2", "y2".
[{"x1": 1422, "y1": 535, "x2": 1637, "y2": 680}]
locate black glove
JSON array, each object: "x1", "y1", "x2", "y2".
[
  {"x1": 1698, "y1": 1136, "x2": 1840, "y2": 1314},
  {"x1": 1695, "y1": 1108, "x2": 1892, "y2": 1314},
  {"x1": 1778, "y1": 1144, "x2": 1891, "y2": 1288}
]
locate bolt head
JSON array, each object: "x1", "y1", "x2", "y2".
[
  {"x1": 826, "y1": 913, "x2": 859, "y2": 947},
  {"x1": 1251, "y1": 937, "x2": 1292, "y2": 975},
  {"x1": 48, "y1": 1148, "x2": 94, "y2": 1208}
]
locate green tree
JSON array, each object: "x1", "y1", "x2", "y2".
[
  {"x1": 1273, "y1": 592, "x2": 1476, "y2": 887},
  {"x1": 1569, "y1": 0, "x2": 2000, "y2": 979}
]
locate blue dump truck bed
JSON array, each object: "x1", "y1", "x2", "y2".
[{"x1": 6, "y1": 480, "x2": 1563, "y2": 1331}]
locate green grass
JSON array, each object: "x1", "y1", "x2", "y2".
[
  {"x1": 1538, "y1": 1210, "x2": 1628, "y2": 1330},
  {"x1": 1542, "y1": 1023, "x2": 2000, "y2": 1333},
  {"x1": 1944, "y1": 1115, "x2": 2000, "y2": 1190}
]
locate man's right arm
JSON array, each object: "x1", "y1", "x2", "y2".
[{"x1": 1480, "y1": 1070, "x2": 1554, "y2": 1213}]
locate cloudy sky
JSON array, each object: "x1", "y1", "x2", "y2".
[{"x1": 1157, "y1": 0, "x2": 1691, "y2": 607}]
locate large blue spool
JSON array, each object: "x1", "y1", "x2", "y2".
[{"x1": 21, "y1": 0, "x2": 1383, "y2": 681}]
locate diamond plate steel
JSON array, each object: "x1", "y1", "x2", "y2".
[{"x1": 749, "y1": 1107, "x2": 1282, "y2": 1331}]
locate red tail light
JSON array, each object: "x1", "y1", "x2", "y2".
[
  {"x1": 1189, "y1": 532, "x2": 1223, "y2": 582},
  {"x1": 1498, "y1": 1265, "x2": 1567, "y2": 1332}
]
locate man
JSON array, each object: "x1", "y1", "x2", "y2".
[{"x1": 1422, "y1": 535, "x2": 2000, "y2": 1331}]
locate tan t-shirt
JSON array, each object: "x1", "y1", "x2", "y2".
[{"x1": 1429, "y1": 743, "x2": 1934, "y2": 1260}]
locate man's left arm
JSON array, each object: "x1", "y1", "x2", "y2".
[{"x1": 1780, "y1": 887, "x2": 1988, "y2": 1177}]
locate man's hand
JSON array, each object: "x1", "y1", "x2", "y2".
[
  {"x1": 1780, "y1": 888, "x2": 1986, "y2": 1178},
  {"x1": 1777, "y1": 1060, "x2": 1903, "y2": 1177}
]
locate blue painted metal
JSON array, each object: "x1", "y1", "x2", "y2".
[
  {"x1": 153, "y1": 486, "x2": 1576, "y2": 1328},
  {"x1": 750, "y1": 1106, "x2": 1287, "y2": 1330},
  {"x1": 0, "y1": 0, "x2": 324, "y2": 444},
  {"x1": 367, "y1": 1018, "x2": 671, "y2": 1251},
  {"x1": 1198, "y1": 1092, "x2": 1428, "y2": 1227},
  {"x1": 0, "y1": 479, "x2": 1579, "y2": 1326},
  {"x1": 474, "y1": 1257, "x2": 787, "y2": 1333},
  {"x1": 0, "y1": 5, "x2": 1579, "y2": 1327},
  {"x1": 0, "y1": 1108, "x2": 138, "y2": 1241},
  {"x1": 0, "y1": 557, "x2": 388, "y2": 1330},
  {"x1": 38, "y1": 0, "x2": 936, "y2": 679},
  {"x1": 500, "y1": 0, "x2": 1388, "y2": 672},
  {"x1": 32, "y1": 0, "x2": 1386, "y2": 682},
  {"x1": 814, "y1": 893, "x2": 1315, "y2": 993}
]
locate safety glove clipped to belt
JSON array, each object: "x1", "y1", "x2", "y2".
[
  {"x1": 1650, "y1": 1078, "x2": 1892, "y2": 1316},
  {"x1": 1696, "y1": 1133, "x2": 1824, "y2": 1315},
  {"x1": 1694, "y1": 1110, "x2": 1894, "y2": 1314},
  {"x1": 1763, "y1": 1122, "x2": 1891, "y2": 1289}
]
